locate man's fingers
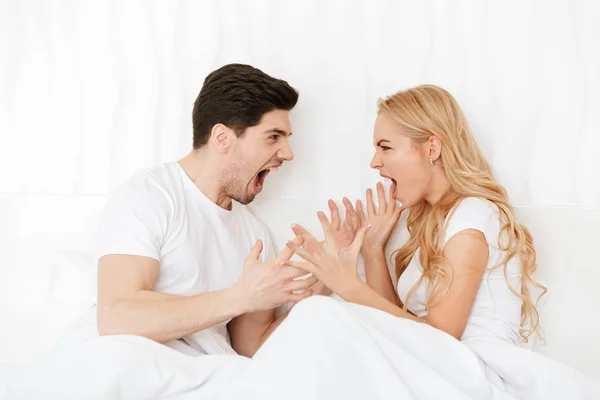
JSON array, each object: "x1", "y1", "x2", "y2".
[
  {"x1": 247, "y1": 240, "x2": 263, "y2": 261},
  {"x1": 276, "y1": 234, "x2": 304, "y2": 262},
  {"x1": 281, "y1": 261, "x2": 311, "y2": 281},
  {"x1": 285, "y1": 260, "x2": 317, "y2": 272},
  {"x1": 280, "y1": 261, "x2": 316, "y2": 280},
  {"x1": 288, "y1": 289, "x2": 313, "y2": 304},
  {"x1": 287, "y1": 275, "x2": 319, "y2": 291}
]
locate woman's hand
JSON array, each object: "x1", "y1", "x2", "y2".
[
  {"x1": 318, "y1": 183, "x2": 403, "y2": 257},
  {"x1": 285, "y1": 212, "x2": 371, "y2": 298},
  {"x1": 326, "y1": 198, "x2": 361, "y2": 248},
  {"x1": 359, "y1": 182, "x2": 403, "y2": 256}
]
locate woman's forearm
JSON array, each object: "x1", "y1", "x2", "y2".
[
  {"x1": 362, "y1": 249, "x2": 401, "y2": 306},
  {"x1": 339, "y1": 278, "x2": 420, "y2": 322}
]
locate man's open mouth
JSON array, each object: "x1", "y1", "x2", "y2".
[{"x1": 254, "y1": 165, "x2": 280, "y2": 193}]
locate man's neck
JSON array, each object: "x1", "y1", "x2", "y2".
[{"x1": 177, "y1": 150, "x2": 233, "y2": 210}]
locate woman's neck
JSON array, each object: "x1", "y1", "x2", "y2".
[{"x1": 424, "y1": 169, "x2": 452, "y2": 206}]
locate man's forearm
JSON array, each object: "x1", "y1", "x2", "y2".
[
  {"x1": 363, "y1": 250, "x2": 401, "y2": 306},
  {"x1": 229, "y1": 307, "x2": 289, "y2": 358},
  {"x1": 256, "y1": 311, "x2": 289, "y2": 350},
  {"x1": 97, "y1": 287, "x2": 248, "y2": 344}
]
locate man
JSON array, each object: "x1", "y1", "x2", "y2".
[{"x1": 89, "y1": 63, "x2": 316, "y2": 357}]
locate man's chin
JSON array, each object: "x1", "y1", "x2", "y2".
[{"x1": 232, "y1": 192, "x2": 256, "y2": 206}]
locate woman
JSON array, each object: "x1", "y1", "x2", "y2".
[
  {"x1": 286, "y1": 84, "x2": 545, "y2": 346},
  {"x1": 267, "y1": 86, "x2": 600, "y2": 398},
  {"x1": 14, "y1": 85, "x2": 593, "y2": 400}
]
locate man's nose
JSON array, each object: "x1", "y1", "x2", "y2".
[{"x1": 278, "y1": 138, "x2": 294, "y2": 161}]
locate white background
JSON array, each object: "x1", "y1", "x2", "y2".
[{"x1": 1, "y1": 0, "x2": 599, "y2": 379}]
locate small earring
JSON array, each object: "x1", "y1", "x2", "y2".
[{"x1": 430, "y1": 158, "x2": 435, "y2": 167}]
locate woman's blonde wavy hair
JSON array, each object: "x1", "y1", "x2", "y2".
[{"x1": 379, "y1": 85, "x2": 546, "y2": 342}]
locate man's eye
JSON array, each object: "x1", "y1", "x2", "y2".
[
  {"x1": 381, "y1": 146, "x2": 391, "y2": 151},
  {"x1": 269, "y1": 135, "x2": 279, "y2": 140}
]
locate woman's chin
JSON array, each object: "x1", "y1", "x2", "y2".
[{"x1": 396, "y1": 196, "x2": 415, "y2": 209}]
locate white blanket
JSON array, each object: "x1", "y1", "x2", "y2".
[{"x1": 3, "y1": 296, "x2": 599, "y2": 399}]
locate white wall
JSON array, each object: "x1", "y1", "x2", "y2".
[{"x1": 1, "y1": 0, "x2": 599, "y2": 379}]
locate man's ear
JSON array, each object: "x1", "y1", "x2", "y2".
[
  {"x1": 428, "y1": 135, "x2": 442, "y2": 162},
  {"x1": 210, "y1": 123, "x2": 234, "y2": 154}
]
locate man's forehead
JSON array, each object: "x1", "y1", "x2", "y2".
[
  {"x1": 263, "y1": 127, "x2": 292, "y2": 136},
  {"x1": 258, "y1": 110, "x2": 292, "y2": 135}
]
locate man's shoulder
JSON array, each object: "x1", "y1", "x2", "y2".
[
  {"x1": 124, "y1": 162, "x2": 178, "y2": 187},
  {"x1": 108, "y1": 162, "x2": 179, "y2": 207}
]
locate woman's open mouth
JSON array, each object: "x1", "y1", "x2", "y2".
[{"x1": 381, "y1": 175, "x2": 397, "y2": 199}]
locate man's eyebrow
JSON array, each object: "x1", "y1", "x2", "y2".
[{"x1": 264, "y1": 128, "x2": 292, "y2": 136}]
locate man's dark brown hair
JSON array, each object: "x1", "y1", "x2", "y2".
[{"x1": 192, "y1": 64, "x2": 299, "y2": 149}]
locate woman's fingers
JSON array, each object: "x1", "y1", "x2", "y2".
[
  {"x1": 366, "y1": 188, "x2": 376, "y2": 217},
  {"x1": 352, "y1": 224, "x2": 372, "y2": 253},
  {"x1": 286, "y1": 238, "x2": 318, "y2": 264},
  {"x1": 317, "y1": 211, "x2": 338, "y2": 247},
  {"x1": 355, "y1": 199, "x2": 366, "y2": 227},
  {"x1": 376, "y1": 182, "x2": 386, "y2": 211},
  {"x1": 328, "y1": 199, "x2": 341, "y2": 231},
  {"x1": 391, "y1": 206, "x2": 404, "y2": 223}
]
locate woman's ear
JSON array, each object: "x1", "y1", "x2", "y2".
[
  {"x1": 210, "y1": 123, "x2": 232, "y2": 154},
  {"x1": 428, "y1": 135, "x2": 442, "y2": 162}
]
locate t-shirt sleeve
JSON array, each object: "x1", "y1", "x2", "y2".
[
  {"x1": 443, "y1": 197, "x2": 500, "y2": 248},
  {"x1": 96, "y1": 180, "x2": 171, "y2": 262}
]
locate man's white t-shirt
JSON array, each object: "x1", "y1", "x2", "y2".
[{"x1": 75, "y1": 162, "x2": 276, "y2": 355}]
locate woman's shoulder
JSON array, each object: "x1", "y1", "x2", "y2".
[
  {"x1": 451, "y1": 197, "x2": 498, "y2": 219},
  {"x1": 443, "y1": 197, "x2": 501, "y2": 245}
]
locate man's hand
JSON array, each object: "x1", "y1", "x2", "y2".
[
  {"x1": 228, "y1": 235, "x2": 318, "y2": 357},
  {"x1": 235, "y1": 235, "x2": 317, "y2": 313}
]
